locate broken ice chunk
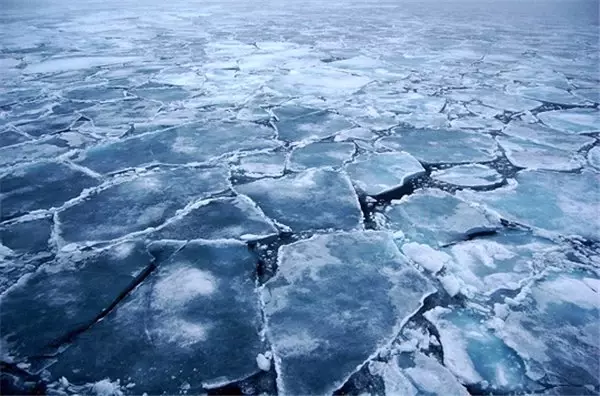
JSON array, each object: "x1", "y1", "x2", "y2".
[
  {"x1": 235, "y1": 168, "x2": 362, "y2": 232},
  {"x1": 502, "y1": 122, "x2": 594, "y2": 152},
  {"x1": 151, "y1": 195, "x2": 278, "y2": 241},
  {"x1": 263, "y1": 231, "x2": 434, "y2": 395},
  {"x1": 0, "y1": 161, "x2": 100, "y2": 221},
  {"x1": 333, "y1": 127, "x2": 377, "y2": 142},
  {"x1": 384, "y1": 189, "x2": 501, "y2": 246},
  {"x1": 497, "y1": 135, "x2": 585, "y2": 171},
  {"x1": 458, "y1": 170, "x2": 600, "y2": 239},
  {"x1": 515, "y1": 86, "x2": 587, "y2": 106},
  {"x1": 288, "y1": 142, "x2": 354, "y2": 171},
  {"x1": 424, "y1": 307, "x2": 528, "y2": 391},
  {"x1": 234, "y1": 151, "x2": 287, "y2": 178},
  {"x1": 497, "y1": 272, "x2": 600, "y2": 387},
  {"x1": 431, "y1": 164, "x2": 503, "y2": 188},
  {"x1": 587, "y1": 146, "x2": 600, "y2": 170},
  {"x1": 401, "y1": 242, "x2": 451, "y2": 274},
  {"x1": 346, "y1": 152, "x2": 425, "y2": 196},
  {"x1": 57, "y1": 166, "x2": 229, "y2": 243},
  {"x1": 377, "y1": 128, "x2": 497, "y2": 164},
  {"x1": 0, "y1": 128, "x2": 30, "y2": 148},
  {"x1": 538, "y1": 108, "x2": 599, "y2": 134},
  {"x1": 275, "y1": 109, "x2": 354, "y2": 143},
  {"x1": 48, "y1": 240, "x2": 264, "y2": 394},
  {"x1": 0, "y1": 241, "x2": 152, "y2": 359},
  {"x1": 77, "y1": 122, "x2": 278, "y2": 174},
  {"x1": 0, "y1": 140, "x2": 70, "y2": 168}
]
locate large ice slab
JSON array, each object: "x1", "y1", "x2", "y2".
[
  {"x1": 497, "y1": 273, "x2": 600, "y2": 387},
  {"x1": 588, "y1": 146, "x2": 600, "y2": 170},
  {"x1": 538, "y1": 108, "x2": 599, "y2": 134},
  {"x1": 57, "y1": 166, "x2": 230, "y2": 243},
  {"x1": 377, "y1": 129, "x2": 497, "y2": 164},
  {"x1": 0, "y1": 241, "x2": 152, "y2": 359},
  {"x1": 48, "y1": 240, "x2": 264, "y2": 394},
  {"x1": 384, "y1": 189, "x2": 501, "y2": 246},
  {"x1": 497, "y1": 135, "x2": 584, "y2": 171},
  {"x1": 424, "y1": 307, "x2": 528, "y2": 391},
  {"x1": 151, "y1": 195, "x2": 278, "y2": 241},
  {"x1": 77, "y1": 122, "x2": 278, "y2": 174},
  {"x1": 235, "y1": 168, "x2": 362, "y2": 232},
  {"x1": 234, "y1": 151, "x2": 287, "y2": 178},
  {"x1": 502, "y1": 122, "x2": 594, "y2": 151},
  {"x1": 431, "y1": 164, "x2": 503, "y2": 188},
  {"x1": 369, "y1": 352, "x2": 469, "y2": 396},
  {"x1": 458, "y1": 170, "x2": 600, "y2": 239},
  {"x1": 263, "y1": 231, "x2": 434, "y2": 395},
  {"x1": 1, "y1": 161, "x2": 100, "y2": 221},
  {"x1": 346, "y1": 152, "x2": 425, "y2": 196},
  {"x1": 288, "y1": 142, "x2": 354, "y2": 171}
]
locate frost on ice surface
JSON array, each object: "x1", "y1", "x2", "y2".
[
  {"x1": 288, "y1": 142, "x2": 355, "y2": 171},
  {"x1": 369, "y1": 352, "x2": 469, "y2": 396},
  {"x1": 263, "y1": 231, "x2": 434, "y2": 395},
  {"x1": 346, "y1": 152, "x2": 425, "y2": 196},
  {"x1": 424, "y1": 307, "x2": 528, "y2": 391},
  {"x1": 152, "y1": 195, "x2": 278, "y2": 241},
  {"x1": 57, "y1": 166, "x2": 230, "y2": 243},
  {"x1": 48, "y1": 240, "x2": 264, "y2": 394},
  {"x1": 235, "y1": 168, "x2": 362, "y2": 232},
  {"x1": 459, "y1": 170, "x2": 600, "y2": 239},
  {"x1": 384, "y1": 189, "x2": 501, "y2": 246},
  {"x1": 377, "y1": 128, "x2": 497, "y2": 164},
  {"x1": 497, "y1": 272, "x2": 600, "y2": 387},
  {"x1": 77, "y1": 122, "x2": 278, "y2": 174},
  {"x1": 431, "y1": 164, "x2": 503, "y2": 188},
  {"x1": 0, "y1": 241, "x2": 152, "y2": 359},
  {"x1": 0, "y1": 161, "x2": 100, "y2": 221},
  {"x1": 538, "y1": 108, "x2": 600, "y2": 134},
  {"x1": 497, "y1": 135, "x2": 585, "y2": 171}
]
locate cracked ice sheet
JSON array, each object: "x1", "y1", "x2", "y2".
[
  {"x1": 77, "y1": 122, "x2": 278, "y2": 174},
  {"x1": 57, "y1": 166, "x2": 230, "y2": 243},
  {"x1": 262, "y1": 231, "x2": 434, "y2": 395},
  {"x1": 48, "y1": 240, "x2": 264, "y2": 394},
  {"x1": 458, "y1": 170, "x2": 600, "y2": 240},
  {"x1": 424, "y1": 306, "x2": 529, "y2": 392},
  {"x1": 377, "y1": 128, "x2": 498, "y2": 165},
  {"x1": 233, "y1": 151, "x2": 287, "y2": 178},
  {"x1": 346, "y1": 152, "x2": 425, "y2": 196},
  {"x1": 497, "y1": 135, "x2": 585, "y2": 171},
  {"x1": 150, "y1": 195, "x2": 278, "y2": 242},
  {"x1": 431, "y1": 164, "x2": 503, "y2": 188},
  {"x1": 235, "y1": 168, "x2": 362, "y2": 232},
  {"x1": 497, "y1": 272, "x2": 600, "y2": 387},
  {"x1": 502, "y1": 122, "x2": 594, "y2": 151},
  {"x1": 0, "y1": 241, "x2": 152, "y2": 359},
  {"x1": 0, "y1": 161, "x2": 100, "y2": 221},
  {"x1": 368, "y1": 352, "x2": 469, "y2": 396},
  {"x1": 288, "y1": 142, "x2": 355, "y2": 172},
  {"x1": 384, "y1": 189, "x2": 502, "y2": 247},
  {"x1": 538, "y1": 108, "x2": 600, "y2": 134},
  {"x1": 275, "y1": 108, "x2": 354, "y2": 144}
]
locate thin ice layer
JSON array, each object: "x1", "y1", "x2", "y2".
[
  {"x1": 151, "y1": 195, "x2": 277, "y2": 241},
  {"x1": 497, "y1": 273, "x2": 600, "y2": 387},
  {"x1": 458, "y1": 170, "x2": 600, "y2": 239},
  {"x1": 288, "y1": 142, "x2": 354, "y2": 171},
  {"x1": 0, "y1": 161, "x2": 100, "y2": 221},
  {"x1": 0, "y1": 241, "x2": 153, "y2": 359},
  {"x1": 424, "y1": 307, "x2": 528, "y2": 391},
  {"x1": 235, "y1": 168, "x2": 362, "y2": 232},
  {"x1": 263, "y1": 231, "x2": 434, "y2": 395},
  {"x1": 377, "y1": 128, "x2": 497, "y2": 164},
  {"x1": 431, "y1": 164, "x2": 503, "y2": 188},
  {"x1": 57, "y1": 166, "x2": 230, "y2": 243},
  {"x1": 346, "y1": 152, "x2": 425, "y2": 196},
  {"x1": 77, "y1": 122, "x2": 278, "y2": 174},
  {"x1": 497, "y1": 135, "x2": 584, "y2": 171},
  {"x1": 384, "y1": 189, "x2": 501, "y2": 246},
  {"x1": 48, "y1": 240, "x2": 264, "y2": 394}
]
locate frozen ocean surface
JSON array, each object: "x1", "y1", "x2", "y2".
[{"x1": 0, "y1": 0, "x2": 598, "y2": 394}]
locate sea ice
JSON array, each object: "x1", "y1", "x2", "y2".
[
  {"x1": 275, "y1": 109, "x2": 354, "y2": 143},
  {"x1": 431, "y1": 164, "x2": 503, "y2": 188},
  {"x1": 502, "y1": 122, "x2": 594, "y2": 151},
  {"x1": 263, "y1": 231, "x2": 434, "y2": 395},
  {"x1": 235, "y1": 168, "x2": 362, "y2": 232},
  {"x1": 588, "y1": 146, "x2": 600, "y2": 170},
  {"x1": 538, "y1": 108, "x2": 599, "y2": 134},
  {"x1": 497, "y1": 135, "x2": 585, "y2": 171},
  {"x1": 234, "y1": 151, "x2": 287, "y2": 178},
  {"x1": 346, "y1": 152, "x2": 425, "y2": 196},
  {"x1": 288, "y1": 142, "x2": 354, "y2": 171}
]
